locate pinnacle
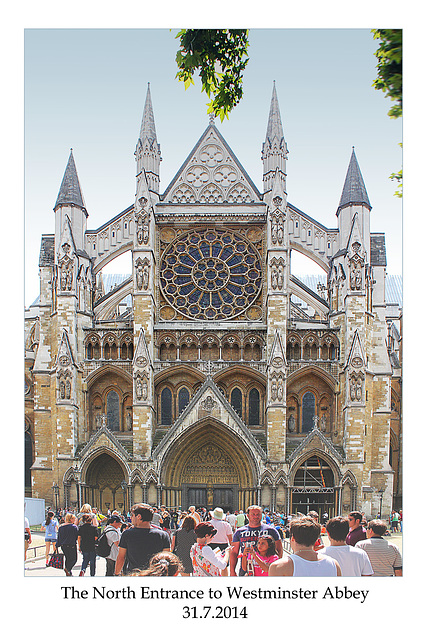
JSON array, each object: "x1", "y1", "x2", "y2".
[
  {"x1": 337, "y1": 148, "x2": 371, "y2": 213},
  {"x1": 54, "y1": 149, "x2": 86, "y2": 211}
]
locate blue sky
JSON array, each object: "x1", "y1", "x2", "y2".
[{"x1": 24, "y1": 28, "x2": 402, "y2": 305}]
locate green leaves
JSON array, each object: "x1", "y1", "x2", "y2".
[
  {"x1": 175, "y1": 29, "x2": 250, "y2": 121},
  {"x1": 372, "y1": 30, "x2": 402, "y2": 197},
  {"x1": 372, "y1": 29, "x2": 402, "y2": 119}
]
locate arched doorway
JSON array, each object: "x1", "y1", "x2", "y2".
[
  {"x1": 160, "y1": 420, "x2": 259, "y2": 512},
  {"x1": 83, "y1": 453, "x2": 127, "y2": 514},
  {"x1": 289, "y1": 454, "x2": 338, "y2": 518}
]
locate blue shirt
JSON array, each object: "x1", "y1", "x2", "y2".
[{"x1": 43, "y1": 518, "x2": 59, "y2": 540}]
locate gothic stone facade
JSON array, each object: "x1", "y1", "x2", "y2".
[{"x1": 24, "y1": 84, "x2": 401, "y2": 517}]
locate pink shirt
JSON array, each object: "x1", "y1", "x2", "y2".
[{"x1": 252, "y1": 553, "x2": 279, "y2": 576}]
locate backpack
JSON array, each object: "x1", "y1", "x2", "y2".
[{"x1": 95, "y1": 530, "x2": 112, "y2": 557}]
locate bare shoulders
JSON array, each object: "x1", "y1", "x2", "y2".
[{"x1": 268, "y1": 555, "x2": 293, "y2": 576}]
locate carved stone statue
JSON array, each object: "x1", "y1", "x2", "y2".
[
  {"x1": 136, "y1": 263, "x2": 144, "y2": 290},
  {"x1": 126, "y1": 411, "x2": 133, "y2": 431}
]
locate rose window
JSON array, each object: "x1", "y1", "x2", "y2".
[{"x1": 160, "y1": 228, "x2": 262, "y2": 320}]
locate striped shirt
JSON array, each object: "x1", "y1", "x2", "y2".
[{"x1": 355, "y1": 537, "x2": 402, "y2": 576}]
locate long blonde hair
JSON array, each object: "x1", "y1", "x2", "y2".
[{"x1": 80, "y1": 504, "x2": 92, "y2": 513}]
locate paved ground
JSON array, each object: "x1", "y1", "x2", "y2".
[{"x1": 24, "y1": 529, "x2": 403, "y2": 577}]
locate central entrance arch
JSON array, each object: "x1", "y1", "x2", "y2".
[{"x1": 160, "y1": 419, "x2": 259, "y2": 511}]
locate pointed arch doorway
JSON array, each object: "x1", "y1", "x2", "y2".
[
  {"x1": 83, "y1": 453, "x2": 128, "y2": 514},
  {"x1": 289, "y1": 454, "x2": 339, "y2": 518},
  {"x1": 160, "y1": 420, "x2": 259, "y2": 512}
]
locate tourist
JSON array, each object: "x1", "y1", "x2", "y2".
[
  {"x1": 321, "y1": 516, "x2": 373, "y2": 576},
  {"x1": 103, "y1": 515, "x2": 123, "y2": 576},
  {"x1": 190, "y1": 522, "x2": 230, "y2": 576},
  {"x1": 241, "y1": 534, "x2": 279, "y2": 576},
  {"x1": 355, "y1": 519, "x2": 402, "y2": 576},
  {"x1": 77, "y1": 503, "x2": 98, "y2": 528},
  {"x1": 208, "y1": 507, "x2": 233, "y2": 551},
  {"x1": 391, "y1": 510, "x2": 400, "y2": 533},
  {"x1": 269, "y1": 516, "x2": 341, "y2": 577},
  {"x1": 230, "y1": 505, "x2": 283, "y2": 576},
  {"x1": 171, "y1": 515, "x2": 197, "y2": 576},
  {"x1": 25, "y1": 515, "x2": 32, "y2": 561},
  {"x1": 226, "y1": 510, "x2": 238, "y2": 532},
  {"x1": 78, "y1": 514, "x2": 98, "y2": 576},
  {"x1": 346, "y1": 511, "x2": 367, "y2": 546},
  {"x1": 188, "y1": 506, "x2": 201, "y2": 524},
  {"x1": 151, "y1": 507, "x2": 163, "y2": 528},
  {"x1": 235, "y1": 510, "x2": 246, "y2": 528},
  {"x1": 132, "y1": 552, "x2": 183, "y2": 577},
  {"x1": 41, "y1": 510, "x2": 59, "y2": 566},
  {"x1": 114, "y1": 504, "x2": 170, "y2": 575},
  {"x1": 57, "y1": 513, "x2": 79, "y2": 576},
  {"x1": 161, "y1": 506, "x2": 171, "y2": 534}
]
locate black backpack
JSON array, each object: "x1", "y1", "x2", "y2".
[{"x1": 95, "y1": 530, "x2": 112, "y2": 557}]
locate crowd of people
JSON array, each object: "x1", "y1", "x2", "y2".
[{"x1": 26, "y1": 502, "x2": 402, "y2": 578}]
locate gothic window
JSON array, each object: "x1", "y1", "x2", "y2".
[
  {"x1": 161, "y1": 387, "x2": 173, "y2": 425},
  {"x1": 230, "y1": 387, "x2": 243, "y2": 418},
  {"x1": 159, "y1": 228, "x2": 262, "y2": 320},
  {"x1": 178, "y1": 387, "x2": 190, "y2": 414},
  {"x1": 87, "y1": 342, "x2": 93, "y2": 359},
  {"x1": 106, "y1": 390, "x2": 120, "y2": 431},
  {"x1": 248, "y1": 388, "x2": 260, "y2": 425},
  {"x1": 302, "y1": 391, "x2": 316, "y2": 433}
]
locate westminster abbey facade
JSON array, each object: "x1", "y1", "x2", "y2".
[{"x1": 24, "y1": 84, "x2": 402, "y2": 518}]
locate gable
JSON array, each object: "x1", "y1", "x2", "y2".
[
  {"x1": 152, "y1": 377, "x2": 266, "y2": 463},
  {"x1": 161, "y1": 124, "x2": 262, "y2": 205}
]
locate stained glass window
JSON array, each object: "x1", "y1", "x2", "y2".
[
  {"x1": 107, "y1": 390, "x2": 120, "y2": 431},
  {"x1": 178, "y1": 387, "x2": 190, "y2": 414},
  {"x1": 248, "y1": 388, "x2": 260, "y2": 425},
  {"x1": 231, "y1": 388, "x2": 242, "y2": 418},
  {"x1": 160, "y1": 228, "x2": 262, "y2": 320},
  {"x1": 161, "y1": 387, "x2": 173, "y2": 425},
  {"x1": 302, "y1": 391, "x2": 316, "y2": 433}
]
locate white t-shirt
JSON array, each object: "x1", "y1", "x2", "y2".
[
  {"x1": 209, "y1": 518, "x2": 233, "y2": 544},
  {"x1": 104, "y1": 526, "x2": 121, "y2": 561},
  {"x1": 226, "y1": 514, "x2": 237, "y2": 529},
  {"x1": 321, "y1": 544, "x2": 373, "y2": 577}
]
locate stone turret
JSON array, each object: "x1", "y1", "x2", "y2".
[
  {"x1": 336, "y1": 148, "x2": 371, "y2": 260},
  {"x1": 54, "y1": 149, "x2": 88, "y2": 252}
]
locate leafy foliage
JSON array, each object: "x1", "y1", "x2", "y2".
[
  {"x1": 175, "y1": 29, "x2": 250, "y2": 121},
  {"x1": 372, "y1": 29, "x2": 402, "y2": 119},
  {"x1": 372, "y1": 29, "x2": 402, "y2": 197}
]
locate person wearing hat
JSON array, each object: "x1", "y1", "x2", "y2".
[
  {"x1": 208, "y1": 507, "x2": 233, "y2": 551},
  {"x1": 104, "y1": 515, "x2": 123, "y2": 576}
]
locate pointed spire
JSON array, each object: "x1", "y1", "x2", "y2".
[
  {"x1": 139, "y1": 83, "x2": 157, "y2": 143},
  {"x1": 136, "y1": 83, "x2": 161, "y2": 194},
  {"x1": 265, "y1": 81, "x2": 284, "y2": 142},
  {"x1": 262, "y1": 82, "x2": 288, "y2": 195},
  {"x1": 54, "y1": 149, "x2": 86, "y2": 211},
  {"x1": 337, "y1": 148, "x2": 371, "y2": 213}
]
